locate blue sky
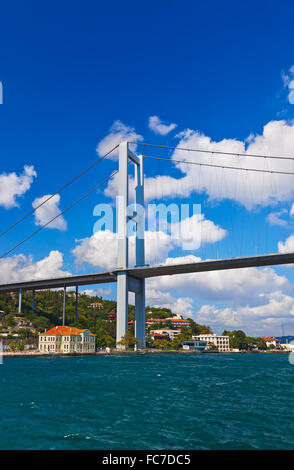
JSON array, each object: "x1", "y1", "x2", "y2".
[{"x1": 1, "y1": 0, "x2": 294, "y2": 335}]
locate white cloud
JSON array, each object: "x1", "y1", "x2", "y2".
[
  {"x1": 0, "y1": 165, "x2": 37, "y2": 209},
  {"x1": 72, "y1": 213, "x2": 226, "y2": 269},
  {"x1": 73, "y1": 230, "x2": 117, "y2": 270},
  {"x1": 97, "y1": 287, "x2": 112, "y2": 297},
  {"x1": 148, "y1": 115, "x2": 177, "y2": 135},
  {"x1": 79, "y1": 288, "x2": 113, "y2": 297},
  {"x1": 72, "y1": 229, "x2": 174, "y2": 269},
  {"x1": 0, "y1": 250, "x2": 71, "y2": 283},
  {"x1": 278, "y1": 234, "x2": 294, "y2": 254},
  {"x1": 171, "y1": 213, "x2": 227, "y2": 248},
  {"x1": 145, "y1": 254, "x2": 291, "y2": 307},
  {"x1": 105, "y1": 120, "x2": 294, "y2": 209},
  {"x1": 146, "y1": 286, "x2": 193, "y2": 317},
  {"x1": 32, "y1": 194, "x2": 67, "y2": 231},
  {"x1": 267, "y1": 209, "x2": 288, "y2": 226},
  {"x1": 96, "y1": 120, "x2": 143, "y2": 160},
  {"x1": 195, "y1": 291, "x2": 294, "y2": 336},
  {"x1": 282, "y1": 66, "x2": 294, "y2": 105}
]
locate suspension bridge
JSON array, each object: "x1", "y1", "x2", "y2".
[{"x1": 1, "y1": 141, "x2": 294, "y2": 348}]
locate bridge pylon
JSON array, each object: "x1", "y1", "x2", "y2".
[{"x1": 116, "y1": 141, "x2": 145, "y2": 349}]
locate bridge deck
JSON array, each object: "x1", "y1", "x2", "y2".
[{"x1": 0, "y1": 252, "x2": 293, "y2": 292}]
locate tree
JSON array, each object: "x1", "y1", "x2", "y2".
[
  {"x1": 153, "y1": 339, "x2": 170, "y2": 350},
  {"x1": 9, "y1": 341, "x2": 18, "y2": 351},
  {"x1": 199, "y1": 325, "x2": 212, "y2": 335},
  {"x1": 16, "y1": 341, "x2": 25, "y2": 351},
  {"x1": 180, "y1": 326, "x2": 193, "y2": 340},
  {"x1": 32, "y1": 316, "x2": 50, "y2": 332},
  {"x1": 117, "y1": 330, "x2": 141, "y2": 349},
  {"x1": 223, "y1": 330, "x2": 248, "y2": 350},
  {"x1": 6, "y1": 314, "x2": 16, "y2": 328},
  {"x1": 256, "y1": 337, "x2": 267, "y2": 350},
  {"x1": 18, "y1": 328, "x2": 36, "y2": 340},
  {"x1": 170, "y1": 337, "x2": 182, "y2": 349},
  {"x1": 207, "y1": 342, "x2": 218, "y2": 351},
  {"x1": 104, "y1": 335, "x2": 116, "y2": 347}
]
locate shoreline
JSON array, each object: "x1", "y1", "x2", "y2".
[{"x1": 1, "y1": 349, "x2": 290, "y2": 358}]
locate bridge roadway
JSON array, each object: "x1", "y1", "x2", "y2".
[{"x1": 0, "y1": 252, "x2": 294, "y2": 292}]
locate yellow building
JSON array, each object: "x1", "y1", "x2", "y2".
[{"x1": 39, "y1": 326, "x2": 96, "y2": 354}]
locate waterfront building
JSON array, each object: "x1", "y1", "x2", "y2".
[
  {"x1": 90, "y1": 302, "x2": 103, "y2": 309},
  {"x1": 151, "y1": 333, "x2": 169, "y2": 341},
  {"x1": 13, "y1": 316, "x2": 34, "y2": 330},
  {"x1": 280, "y1": 343, "x2": 293, "y2": 351},
  {"x1": 181, "y1": 340, "x2": 207, "y2": 352},
  {"x1": 261, "y1": 337, "x2": 281, "y2": 349},
  {"x1": 107, "y1": 309, "x2": 117, "y2": 321},
  {"x1": 193, "y1": 334, "x2": 230, "y2": 352},
  {"x1": 146, "y1": 318, "x2": 190, "y2": 328},
  {"x1": 150, "y1": 328, "x2": 181, "y2": 340},
  {"x1": 39, "y1": 326, "x2": 96, "y2": 353}
]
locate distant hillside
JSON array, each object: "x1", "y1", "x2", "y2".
[{"x1": 0, "y1": 291, "x2": 208, "y2": 347}]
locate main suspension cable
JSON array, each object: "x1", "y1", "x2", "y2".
[
  {"x1": 143, "y1": 154, "x2": 294, "y2": 176},
  {"x1": 0, "y1": 145, "x2": 119, "y2": 239},
  {"x1": 131, "y1": 141, "x2": 294, "y2": 161},
  {"x1": 0, "y1": 170, "x2": 118, "y2": 259}
]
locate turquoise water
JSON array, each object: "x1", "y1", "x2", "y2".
[{"x1": 0, "y1": 353, "x2": 294, "y2": 450}]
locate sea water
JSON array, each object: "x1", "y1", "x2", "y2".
[{"x1": 0, "y1": 353, "x2": 293, "y2": 450}]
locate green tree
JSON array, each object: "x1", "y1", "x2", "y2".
[
  {"x1": 16, "y1": 341, "x2": 25, "y2": 351},
  {"x1": 9, "y1": 341, "x2": 18, "y2": 351},
  {"x1": 170, "y1": 337, "x2": 182, "y2": 349},
  {"x1": 256, "y1": 337, "x2": 267, "y2": 350},
  {"x1": 32, "y1": 316, "x2": 50, "y2": 332},
  {"x1": 117, "y1": 330, "x2": 141, "y2": 350},
  {"x1": 18, "y1": 328, "x2": 37, "y2": 340},
  {"x1": 179, "y1": 326, "x2": 193, "y2": 340},
  {"x1": 223, "y1": 330, "x2": 248, "y2": 350},
  {"x1": 6, "y1": 314, "x2": 16, "y2": 328},
  {"x1": 153, "y1": 339, "x2": 170, "y2": 350},
  {"x1": 104, "y1": 335, "x2": 116, "y2": 347},
  {"x1": 199, "y1": 325, "x2": 212, "y2": 334}
]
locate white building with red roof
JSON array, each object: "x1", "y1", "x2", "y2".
[
  {"x1": 146, "y1": 317, "x2": 190, "y2": 328},
  {"x1": 261, "y1": 337, "x2": 280, "y2": 349},
  {"x1": 39, "y1": 326, "x2": 96, "y2": 354},
  {"x1": 150, "y1": 328, "x2": 181, "y2": 340}
]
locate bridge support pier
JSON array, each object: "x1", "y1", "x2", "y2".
[
  {"x1": 117, "y1": 272, "x2": 129, "y2": 348},
  {"x1": 116, "y1": 142, "x2": 145, "y2": 349},
  {"x1": 18, "y1": 288, "x2": 22, "y2": 314},
  {"x1": 32, "y1": 290, "x2": 35, "y2": 312},
  {"x1": 135, "y1": 279, "x2": 145, "y2": 348},
  {"x1": 62, "y1": 285, "x2": 66, "y2": 326},
  {"x1": 75, "y1": 285, "x2": 78, "y2": 323}
]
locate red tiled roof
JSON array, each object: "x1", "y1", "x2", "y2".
[
  {"x1": 40, "y1": 326, "x2": 95, "y2": 336},
  {"x1": 169, "y1": 318, "x2": 189, "y2": 322},
  {"x1": 146, "y1": 318, "x2": 189, "y2": 323},
  {"x1": 261, "y1": 336, "x2": 279, "y2": 342}
]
